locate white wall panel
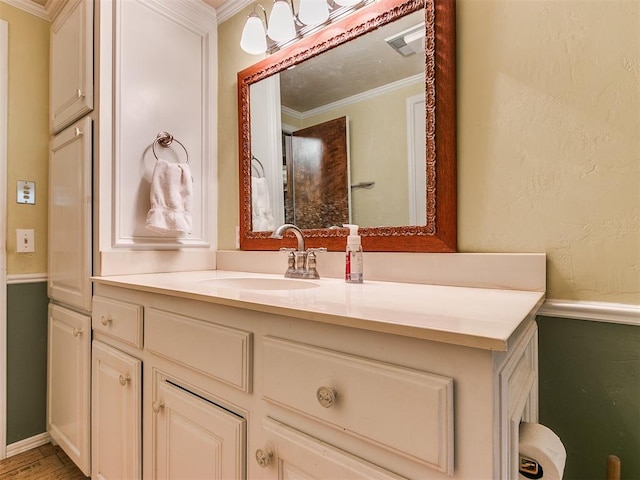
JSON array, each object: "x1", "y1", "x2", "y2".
[{"x1": 111, "y1": 0, "x2": 217, "y2": 249}]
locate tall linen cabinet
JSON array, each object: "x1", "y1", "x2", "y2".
[{"x1": 47, "y1": 0, "x2": 218, "y2": 476}]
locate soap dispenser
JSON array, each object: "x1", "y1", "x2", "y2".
[{"x1": 343, "y1": 224, "x2": 363, "y2": 283}]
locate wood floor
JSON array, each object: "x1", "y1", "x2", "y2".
[{"x1": 0, "y1": 443, "x2": 87, "y2": 479}]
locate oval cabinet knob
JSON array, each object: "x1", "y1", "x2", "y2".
[
  {"x1": 101, "y1": 315, "x2": 112, "y2": 326},
  {"x1": 119, "y1": 374, "x2": 131, "y2": 386},
  {"x1": 316, "y1": 386, "x2": 337, "y2": 408},
  {"x1": 152, "y1": 401, "x2": 165, "y2": 414},
  {"x1": 72, "y1": 328, "x2": 83, "y2": 337},
  {"x1": 76, "y1": 88, "x2": 84, "y2": 98},
  {"x1": 255, "y1": 448, "x2": 273, "y2": 468}
]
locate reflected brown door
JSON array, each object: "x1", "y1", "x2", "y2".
[{"x1": 289, "y1": 116, "x2": 349, "y2": 230}]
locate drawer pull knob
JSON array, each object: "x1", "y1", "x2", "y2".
[
  {"x1": 72, "y1": 328, "x2": 83, "y2": 337},
  {"x1": 101, "y1": 315, "x2": 112, "y2": 326},
  {"x1": 255, "y1": 448, "x2": 273, "y2": 468},
  {"x1": 119, "y1": 374, "x2": 131, "y2": 386},
  {"x1": 316, "y1": 386, "x2": 337, "y2": 408},
  {"x1": 152, "y1": 401, "x2": 165, "y2": 414},
  {"x1": 76, "y1": 88, "x2": 84, "y2": 98}
]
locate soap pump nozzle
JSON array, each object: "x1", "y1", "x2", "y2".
[{"x1": 343, "y1": 224, "x2": 361, "y2": 246}]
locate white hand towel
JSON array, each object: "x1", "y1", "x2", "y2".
[
  {"x1": 146, "y1": 159, "x2": 193, "y2": 234},
  {"x1": 251, "y1": 176, "x2": 275, "y2": 231}
]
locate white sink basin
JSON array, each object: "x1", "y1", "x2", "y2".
[{"x1": 206, "y1": 277, "x2": 319, "y2": 291}]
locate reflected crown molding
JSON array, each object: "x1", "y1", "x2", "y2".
[{"x1": 282, "y1": 72, "x2": 425, "y2": 120}]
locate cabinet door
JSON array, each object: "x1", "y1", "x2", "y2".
[
  {"x1": 48, "y1": 117, "x2": 92, "y2": 311},
  {"x1": 50, "y1": 0, "x2": 93, "y2": 133},
  {"x1": 92, "y1": 341, "x2": 142, "y2": 480},
  {"x1": 152, "y1": 379, "x2": 246, "y2": 480},
  {"x1": 47, "y1": 303, "x2": 91, "y2": 476}
]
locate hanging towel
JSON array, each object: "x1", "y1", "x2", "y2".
[
  {"x1": 251, "y1": 176, "x2": 275, "y2": 231},
  {"x1": 146, "y1": 158, "x2": 193, "y2": 234}
]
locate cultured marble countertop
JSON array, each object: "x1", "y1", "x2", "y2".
[{"x1": 92, "y1": 270, "x2": 545, "y2": 352}]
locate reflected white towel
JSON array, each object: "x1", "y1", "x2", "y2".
[
  {"x1": 146, "y1": 159, "x2": 193, "y2": 234},
  {"x1": 251, "y1": 176, "x2": 275, "y2": 231}
]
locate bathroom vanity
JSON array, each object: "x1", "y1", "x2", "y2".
[{"x1": 91, "y1": 267, "x2": 543, "y2": 479}]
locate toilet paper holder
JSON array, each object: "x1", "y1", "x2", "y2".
[{"x1": 519, "y1": 455, "x2": 544, "y2": 479}]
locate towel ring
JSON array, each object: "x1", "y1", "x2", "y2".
[{"x1": 152, "y1": 131, "x2": 189, "y2": 164}]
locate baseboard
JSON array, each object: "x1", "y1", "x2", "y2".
[
  {"x1": 539, "y1": 299, "x2": 640, "y2": 327},
  {"x1": 5, "y1": 432, "x2": 51, "y2": 458}
]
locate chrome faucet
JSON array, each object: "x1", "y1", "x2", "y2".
[
  {"x1": 271, "y1": 224, "x2": 305, "y2": 251},
  {"x1": 270, "y1": 224, "x2": 325, "y2": 279}
]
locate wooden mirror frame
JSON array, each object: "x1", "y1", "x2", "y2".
[{"x1": 238, "y1": 0, "x2": 456, "y2": 252}]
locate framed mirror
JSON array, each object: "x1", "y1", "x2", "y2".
[{"x1": 238, "y1": 0, "x2": 456, "y2": 252}]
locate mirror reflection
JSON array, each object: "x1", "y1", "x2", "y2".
[{"x1": 250, "y1": 10, "x2": 426, "y2": 231}]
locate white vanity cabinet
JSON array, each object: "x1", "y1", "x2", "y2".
[
  {"x1": 50, "y1": 0, "x2": 93, "y2": 133},
  {"x1": 47, "y1": 304, "x2": 91, "y2": 476},
  {"x1": 92, "y1": 276, "x2": 542, "y2": 480}
]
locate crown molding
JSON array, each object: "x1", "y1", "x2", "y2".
[
  {"x1": 0, "y1": 0, "x2": 50, "y2": 21},
  {"x1": 44, "y1": 0, "x2": 64, "y2": 20},
  {"x1": 216, "y1": 0, "x2": 251, "y2": 23}
]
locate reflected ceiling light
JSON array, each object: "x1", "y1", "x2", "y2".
[
  {"x1": 240, "y1": 0, "x2": 368, "y2": 55},
  {"x1": 385, "y1": 22, "x2": 425, "y2": 57}
]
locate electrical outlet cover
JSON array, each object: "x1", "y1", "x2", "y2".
[{"x1": 17, "y1": 180, "x2": 36, "y2": 205}]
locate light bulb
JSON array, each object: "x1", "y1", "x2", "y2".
[
  {"x1": 299, "y1": 0, "x2": 329, "y2": 26},
  {"x1": 267, "y1": 0, "x2": 296, "y2": 42},
  {"x1": 334, "y1": 0, "x2": 362, "y2": 6},
  {"x1": 240, "y1": 14, "x2": 268, "y2": 55}
]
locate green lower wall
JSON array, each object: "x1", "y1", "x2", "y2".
[
  {"x1": 537, "y1": 316, "x2": 640, "y2": 480},
  {"x1": 6, "y1": 282, "x2": 48, "y2": 444}
]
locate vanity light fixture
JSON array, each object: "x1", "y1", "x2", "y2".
[
  {"x1": 240, "y1": 5, "x2": 270, "y2": 55},
  {"x1": 267, "y1": 0, "x2": 297, "y2": 42},
  {"x1": 240, "y1": 0, "x2": 370, "y2": 55}
]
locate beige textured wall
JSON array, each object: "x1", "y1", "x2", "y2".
[
  {"x1": 218, "y1": 6, "x2": 256, "y2": 250},
  {"x1": 1, "y1": 4, "x2": 49, "y2": 275},
  {"x1": 218, "y1": 1, "x2": 639, "y2": 304},
  {"x1": 456, "y1": 0, "x2": 639, "y2": 304}
]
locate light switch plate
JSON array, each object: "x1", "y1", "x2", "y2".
[
  {"x1": 17, "y1": 180, "x2": 35, "y2": 204},
  {"x1": 16, "y1": 229, "x2": 35, "y2": 253}
]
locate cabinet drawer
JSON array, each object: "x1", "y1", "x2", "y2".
[
  {"x1": 145, "y1": 308, "x2": 252, "y2": 392},
  {"x1": 262, "y1": 336, "x2": 454, "y2": 474},
  {"x1": 261, "y1": 417, "x2": 406, "y2": 479},
  {"x1": 92, "y1": 296, "x2": 143, "y2": 348}
]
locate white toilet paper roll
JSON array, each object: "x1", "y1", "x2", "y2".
[{"x1": 519, "y1": 422, "x2": 566, "y2": 480}]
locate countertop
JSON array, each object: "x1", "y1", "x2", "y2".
[{"x1": 92, "y1": 270, "x2": 545, "y2": 351}]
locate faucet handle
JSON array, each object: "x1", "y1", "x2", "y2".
[
  {"x1": 278, "y1": 247, "x2": 296, "y2": 253},
  {"x1": 303, "y1": 248, "x2": 326, "y2": 280}
]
